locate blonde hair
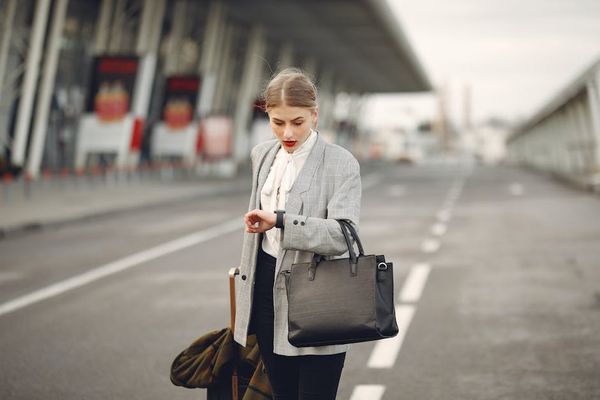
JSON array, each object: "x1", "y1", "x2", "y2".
[{"x1": 262, "y1": 67, "x2": 318, "y2": 113}]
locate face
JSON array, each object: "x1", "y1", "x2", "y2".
[{"x1": 268, "y1": 104, "x2": 318, "y2": 153}]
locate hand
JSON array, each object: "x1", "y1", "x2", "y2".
[{"x1": 244, "y1": 209, "x2": 276, "y2": 233}]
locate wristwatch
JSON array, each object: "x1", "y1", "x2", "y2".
[{"x1": 274, "y1": 209, "x2": 285, "y2": 229}]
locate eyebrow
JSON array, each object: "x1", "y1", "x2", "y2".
[{"x1": 273, "y1": 116, "x2": 304, "y2": 122}]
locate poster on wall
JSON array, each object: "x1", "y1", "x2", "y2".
[
  {"x1": 202, "y1": 116, "x2": 233, "y2": 160},
  {"x1": 85, "y1": 55, "x2": 139, "y2": 122},
  {"x1": 161, "y1": 76, "x2": 201, "y2": 130}
]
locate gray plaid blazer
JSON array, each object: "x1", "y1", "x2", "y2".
[{"x1": 233, "y1": 130, "x2": 362, "y2": 356}]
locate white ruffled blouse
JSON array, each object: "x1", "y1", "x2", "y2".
[{"x1": 260, "y1": 128, "x2": 318, "y2": 258}]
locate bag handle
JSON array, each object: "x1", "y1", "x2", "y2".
[
  {"x1": 337, "y1": 219, "x2": 357, "y2": 262},
  {"x1": 338, "y1": 219, "x2": 364, "y2": 256},
  {"x1": 308, "y1": 219, "x2": 358, "y2": 280},
  {"x1": 338, "y1": 219, "x2": 359, "y2": 276}
]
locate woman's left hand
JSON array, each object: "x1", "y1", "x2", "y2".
[{"x1": 244, "y1": 209, "x2": 276, "y2": 233}]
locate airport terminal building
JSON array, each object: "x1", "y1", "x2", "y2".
[{"x1": 0, "y1": 0, "x2": 430, "y2": 179}]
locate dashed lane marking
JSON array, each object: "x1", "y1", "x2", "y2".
[
  {"x1": 388, "y1": 184, "x2": 406, "y2": 197},
  {"x1": 436, "y1": 209, "x2": 452, "y2": 222},
  {"x1": 431, "y1": 222, "x2": 447, "y2": 236},
  {"x1": 399, "y1": 263, "x2": 431, "y2": 303},
  {"x1": 367, "y1": 305, "x2": 416, "y2": 368},
  {"x1": 421, "y1": 238, "x2": 440, "y2": 253},
  {"x1": 509, "y1": 183, "x2": 524, "y2": 196},
  {"x1": 362, "y1": 174, "x2": 383, "y2": 190},
  {"x1": 349, "y1": 385, "x2": 386, "y2": 400}
]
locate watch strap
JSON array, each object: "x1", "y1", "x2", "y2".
[{"x1": 275, "y1": 210, "x2": 285, "y2": 229}]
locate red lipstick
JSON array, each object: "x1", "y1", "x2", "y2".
[{"x1": 282, "y1": 141, "x2": 297, "y2": 147}]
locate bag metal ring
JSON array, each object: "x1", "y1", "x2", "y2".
[{"x1": 377, "y1": 262, "x2": 388, "y2": 271}]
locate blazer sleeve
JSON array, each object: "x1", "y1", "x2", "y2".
[{"x1": 280, "y1": 156, "x2": 361, "y2": 256}]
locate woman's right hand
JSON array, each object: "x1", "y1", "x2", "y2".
[{"x1": 244, "y1": 209, "x2": 276, "y2": 233}]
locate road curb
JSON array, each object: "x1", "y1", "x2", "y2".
[{"x1": 0, "y1": 178, "x2": 249, "y2": 241}]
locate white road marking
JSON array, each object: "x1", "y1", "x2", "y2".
[
  {"x1": 431, "y1": 223, "x2": 447, "y2": 236},
  {"x1": 367, "y1": 305, "x2": 415, "y2": 368},
  {"x1": 0, "y1": 217, "x2": 242, "y2": 317},
  {"x1": 509, "y1": 183, "x2": 524, "y2": 196},
  {"x1": 399, "y1": 263, "x2": 431, "y2": 303},
  {"x1": 436, "y1": 209, "x2": 452, "y2": 222},
  {"x1": 444, "y1": 197, "x2": 456, "y2": 206},
  {"x1": 421, "y1": 238, "x2": 440, "y2": 253},
  {"x1": 388, "y1": 184, "x2": 406, "y2": 197},
  {"x1": 349, "y1": 385, "x2": 386, "y2": 400},
  {"x1": 362, "y1": 174, "x2": 383, "y2": 190},
  {"x1": 135, "y1": 212, "x2": 230, "y2": 235},
  {"x1": 0, "y1": 271, "x2": 25, "y2": 284}
]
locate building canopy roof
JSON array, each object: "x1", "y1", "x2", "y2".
[{"x1": 226, "y1": 0, "x2": 432, "y2": 93}]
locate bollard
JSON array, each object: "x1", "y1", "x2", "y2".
[
  {"x1": 2, "y1": 173, "x2": 13, "y2": 205},
  {"x1": 60, "y1": 167, "x2": 70, "y2": 191},
  {"x1": 105, "y1": 165, "x2": 117, "y2": 187},
  {"x1": 89, "y1": 166, "x2": 101, "y2": 189},
  {"x1": 75, "y1": 168, "x2": 85, "y2": 190},
  {"x1": 23, "y1": 172, "x2": 34, "y2": 200},
  {"x1": 42, "y1": 168, "x2": 53, "y2": 192}
]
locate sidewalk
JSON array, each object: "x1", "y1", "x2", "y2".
[
  {"x1": 0, "y1": 168, "x2": 251, "y2": 239},
  {"x1": 0, "y1": 158, "x2": 389, "y2": 240}
]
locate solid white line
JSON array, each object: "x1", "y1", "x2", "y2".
[
  {"x1": 399, "y1": 263, "x2": 431, "y2": 303},
  {"x1": 367, "y1": 305, "x2": 415, "y2": 368},
  {"x1": 0, "y1": 217, "x2": 242, "y2": 317},
  {"x1": 349, "y1": 385, "x2": 386, "y2": 400}
]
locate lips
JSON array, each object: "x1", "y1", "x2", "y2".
[{"x1": 283, "y1": 141, "x2": 297, "y2": 147}]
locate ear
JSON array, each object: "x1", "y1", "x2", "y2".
[{"x1": 312, "y1": 108, "x2": 319, "y2": 128}]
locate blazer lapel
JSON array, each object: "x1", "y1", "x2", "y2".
[
  {"x1": 255, "y1": 141, "x2": 281, "y2": 209},
  {"x1": 286, "y1": 131, "x2": 326, "y2": 215},
  {"x1": 289, "y1": 131, "x2": 325, "y2": 195}
]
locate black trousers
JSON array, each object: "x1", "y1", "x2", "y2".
[{"x1": 250, "y1": 243, "x2": 346, "y2": 400}]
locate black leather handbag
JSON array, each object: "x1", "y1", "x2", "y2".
[{"x1": 285, "y1": 219, "x2": 399, "y2": 347}]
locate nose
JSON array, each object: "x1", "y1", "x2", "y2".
[{"x1": 283, "y1": 125, "x2": 294, "y2": 140}]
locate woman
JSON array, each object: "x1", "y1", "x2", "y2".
[{"x1": 234, "y1": 68, "x2": 361, "y2": 399}]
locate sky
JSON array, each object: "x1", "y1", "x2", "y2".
[{"x1": 362, "y1": 0, "x2": 600, "y2": 130}]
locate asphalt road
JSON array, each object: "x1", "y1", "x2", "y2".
[{"x1": 1, "y1": 160, "x2": 599, "y2": 399}]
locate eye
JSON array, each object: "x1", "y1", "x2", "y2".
[
  {"x1": 273, "y1": 121, "x2": 284, "y2": 126},
  {"x1": 294, "y1": 121, "x2": 303, "y2": 126}
]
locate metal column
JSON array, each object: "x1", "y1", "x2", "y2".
[
  {"x1": 11, "y1": 0, "x2": 51, "y2": 168},
  {"x1": 0, "y1": 0, "x2": 17, "y2": 103},
  {"x1": 198, "y1": 0, "x2": 225, "y2": 117},
  {"x1": 213, "y1": 23, "x2": 236, "y2": 113},
  {"x1": 108, "y1": 0, "x2": 126, "y2": 53},
  {"x1": 317, "y1": 67, "x2": 336, "y2": 130},
  {"x1": 94, "y1": 0, "x2": 113, "y2": 53},
  {"x1": 164, "y1": 0, "x2": 188, "y2": 74},
  {"x1": 26, "y1": 0, "x2": 70, "y2": 179},
  {"x1": 233, "y1": 24, "x2": 266, "y2": 165},
  {"x1": 302, "y1": 56, "x2": 318, "y2": 80},
  {"x1": 278, "y1": 42, "x2": 293, "y2": 70},
  {"x1": 145, "y1": 0, "x2": 166, "y2": 55},
  {"x1": 587, "y1": 70, "x2": 600, "y2": 173}
]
